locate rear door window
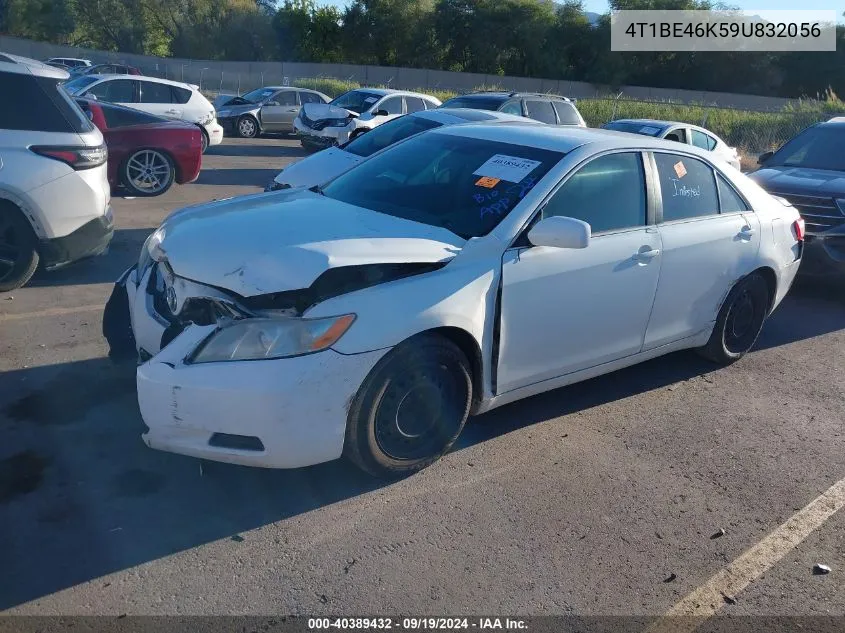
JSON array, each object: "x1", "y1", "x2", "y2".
[
  {"x1": 524, "y1": 100, "x2": 557, "y2": 124},
  {"x1": 171, "y1": 86, "x2": 192, "y2": 104},
  {"x1": 299, "y1": 91, "x2": 324, "y2": 104},
  {"x1": 654, "y1": 152, "x2": 720, "y2": 221},
  {"x1": 499, "y1": 100, "x2": 524, "y2": 116},
  {"x1": 102, "y1": 103, "x2": 164, "y2": 128},
  {"x1": 140, "y1": 81, "x2": 174, "y2": 104},
  {"x1": 379, "y1": 96, "x2": 403, "y2": 115},
  {"x1": 405, "y1": 96, "x2": 426, "y2": 113}
]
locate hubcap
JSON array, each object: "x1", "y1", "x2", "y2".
[
  {"x1": 127, "y1": 150, "x2": 171, "y2": 194},
  {"x1": 0, "y1": 214, "x2": 21, "y2": 282},
  {"x1": 239, "y1": 119, "x2": 256, "y2": 136},
  {"x1": 375, "y1": 362, "x2": 464, "y2": 461},
  {"x1": 725, "y1": 289, "x2": 757, "y2": 352}
]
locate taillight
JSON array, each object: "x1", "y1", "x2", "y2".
[
  {"x1": 792, "y1": 218, "x2": 805, "y2": 242},
  {"x1": 30, "y1": 144, "x2": 107, "y2": 170}
]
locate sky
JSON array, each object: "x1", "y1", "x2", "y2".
[{"x1": 320, "y1": 0, "x2": 841, "y2": 18}]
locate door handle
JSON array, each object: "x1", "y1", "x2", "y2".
[
  {"x1": 739, "y1": 225, "x2": 756, "y2": 238},
  {"x1": 164, "y1": 109, "x2": 179, "y2": 114},
  {"x1": 633, "y1": 247, "x2": 660, "y2": 263},
  {"x1": 286, "y1": 108, "x2": 298, "y2": 112}
]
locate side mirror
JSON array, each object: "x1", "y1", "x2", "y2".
[
  {"x1": 84, "y1": 92, "x2": 98, "y2": 100},
  {"x1": 374, "y1": 109, "x2": 389, "y2": 117},
  {"x1": 527, "y1": 215, "x2": 591, "y2": 249},
  {"x1": 758, "y1": 150, "x2": 774, "y2": 165}
]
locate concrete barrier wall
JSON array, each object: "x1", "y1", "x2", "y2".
[{"x1": 0, "y1": 34, "x2": 800, "y2": 111}]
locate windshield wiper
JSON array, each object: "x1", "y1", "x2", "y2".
[{"x1": 309, "y1": 185, "x2": 325, "y2": 196}]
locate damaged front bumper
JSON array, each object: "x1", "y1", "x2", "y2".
[{"x1": 104, "y1": 262, "x2": 388, "y2": 469}]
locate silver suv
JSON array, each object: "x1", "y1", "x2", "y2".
[
  {"x1": 440, "y1": 91, "x2": 586, "y2": 127},
  {"x1": 0, "y1": 53, "x2": 112, "y2": 290}
]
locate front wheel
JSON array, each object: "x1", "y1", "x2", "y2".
[
  {"x1": 345, "y1": 334, "x2": 473, "y2": 478},
  {"x1": 237, "y1": 115, "x2": 259, "y2": 138},
  {"x1": 698, "y1": 272, "x2": 770, "y2": 364}
]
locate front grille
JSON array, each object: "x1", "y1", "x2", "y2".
[{"x1": 772, "y1": 193, "x2": 844, "y2": 234}]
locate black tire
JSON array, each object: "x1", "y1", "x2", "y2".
[
  {"x1": 0, "y1": 204, "x2": 39, "y2": 292},
  {"x1": 200, "y1": 128, "x2": 209, "y2": 153},
  {"x1": 698, "y1": 272, "x2": 770, "y2": 365},
  {"x1": 236, "y1": 115, "x2": 259, "y2": 138},
  {"x1": 344, "y1": 334, "x2": 473, "y2": 478},
  {"x1": 121, "y1": 149, "x2": 175, "y2": 197}
]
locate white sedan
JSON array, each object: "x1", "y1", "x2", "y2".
[
  {"x1": 602, "y1": 119, "x2": 741, "y2": 170},
  {"x1": 104, "y1": 125, "x2": 804, "y2": 477},
  {"x1": 266, "y1": 108, "x2": 536, "y2": 192}
]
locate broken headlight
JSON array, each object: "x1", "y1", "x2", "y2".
[
  {"x1": 190, "y1": 314, "x2": 356, "y2": 363},
  {"x1": 138, "y1": 226, "x2": 166, "y2": 275}
]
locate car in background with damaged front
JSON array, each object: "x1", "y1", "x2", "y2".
[{"x1": 104, "y1": 124, "x2": 804, "y2": 477}]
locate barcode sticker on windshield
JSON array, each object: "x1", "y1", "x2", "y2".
[
  {"x1": 639, "y1": 126, "x2": 661, "y2": 135},
  {"x1": 364, "y1": 97, "x2": 378, "y2": 104},
  {"x1": 473, "y1": 155, "x2": 542, "y2": 183}
]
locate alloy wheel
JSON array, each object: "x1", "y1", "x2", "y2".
[{"x1": 126, "y1": 150, "x2": 173, "y2": 195}]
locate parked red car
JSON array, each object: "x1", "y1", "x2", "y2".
[{"x1": 75, "y1": 98, "x2": 202, "y2": 196}]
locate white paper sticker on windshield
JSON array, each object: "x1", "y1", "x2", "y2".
[
  {"x1": 364, "y1": 97, "x2": 378, "y2": 104},
  {"x1": 639, "y1": 126, "x2": 661, "y2": 135},
  {"x1": 473, "y1": 154, "x2": 542, "y2": 183}
]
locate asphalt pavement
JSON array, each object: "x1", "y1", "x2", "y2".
[{"x1": 1, "y1": 136, "x2": 843, "y2": 625}]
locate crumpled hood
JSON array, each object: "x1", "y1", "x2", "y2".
[
  {"x1": 159, "y1": 190, "x2": 464, "y2": 297},
  {"x1": 216, "y1": 101, "x2": 261, "y2": 116},
  {"x1": 750, "y1": 166, "x2": 845, "y2": 198},
  {"x1": 303, "y1": 102, "x2": 357, "y2": 121},
  {"x1": 274, "y1": 147, "x2": 363, "y2": 188}
]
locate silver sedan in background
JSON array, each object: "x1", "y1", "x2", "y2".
[{"x1": 214, "y1": 86, "x2": 331, "y2": 138}]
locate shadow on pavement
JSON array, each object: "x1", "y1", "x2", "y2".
[
  {"x1": 0, "y1": 287, "x2": 843, "y2": 609},
  {"x1": 205, "y1": 141, "x2": 309, "y2": 159},
  {"x1": 28, "y1": 228, "x2": 153, "y2": 288},
  {"x1": 195, "y1": 168, "x2": 281, "y2": 187}
]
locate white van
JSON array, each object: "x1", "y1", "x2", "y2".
[{"x1": 63, "y1": 74, "x2": 223, "y2": 152}]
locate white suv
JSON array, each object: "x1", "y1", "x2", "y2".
[
  {"x1": 63, "y1": 74, "x2": 223, "y2": 152},
  {"x1": 0, "y1": 53, "x2": 112, "y2": 291}
]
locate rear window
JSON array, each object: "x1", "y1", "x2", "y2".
[
  {"x1": 323, "y1": 132, "x2": 563, "y2": 238},
  {"x1": 343, "y1": 115, "x2": 441, "y2": 158},
  {"x1": 101, "y1": 103, "x2": 165, "y2": 128},
  {"x1": 440, "y1": 96, "x2": 508, "y2": 111},
  {"x1": 1, "y1": 71, "x2": 93, "y2": 133},
  {"x1": 405, "y1": 96, "x2": 426, "y2": 113}
]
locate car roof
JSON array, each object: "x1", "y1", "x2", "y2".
[
  {"x1": 413, "y1": 108, "x2": 538, "y2": 125},
  {"x1": 89, "y1": 74, "x2": 194, "y2": 90},
  {"x1": 434, "y1": 123, "x2": 722, "y2": 157},
  {"x1": 1, "y1": 52, "x2": 69, "y2": 80},
  {"x1": 447, "y1": 91, "x2": 574, "y2": 101},
  {"x1": 606, "y1": 118, "x2": 677, "y2": 130},
  {"x1": 822, "y1": 117, "x2": 845, "y2": 126}
]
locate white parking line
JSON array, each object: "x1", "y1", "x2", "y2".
[
  {"x1": 646, "y1": 476, "x2": 845, "y2": 633},
  {"x1": 0, "y1": 304, "x2": 102, "y2": 323}
]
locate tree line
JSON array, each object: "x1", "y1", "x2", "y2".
[{"x1": 3, "y1": 0, "x2": 844, "y2": 99}]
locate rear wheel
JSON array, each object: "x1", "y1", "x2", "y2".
[
  {"x1": 0, "y1": 205, "x2": 39, "y2": 292},
  {"x1": 122, "y1": 149, "x2": 175, "y2": 197},
  {"x1": 698, "y1": 272, "x2": 770, "y2": 364},
  {"x1": 200, "y1": 128, "x2": 209, "y2": 153},
  {"x1": 237, "y1": 115, "x2": 259, "y2": 138},
  {"x1": 345, "y1": 334, "x2": 472, "y2": 478}
]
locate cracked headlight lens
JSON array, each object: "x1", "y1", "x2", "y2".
[{"x1": 190, "y1": 314, "x2": 356, "y2": 363}]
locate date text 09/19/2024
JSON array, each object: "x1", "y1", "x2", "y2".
[{"x1": 307, "y1": 618, "x2": 528, "y2": 630}]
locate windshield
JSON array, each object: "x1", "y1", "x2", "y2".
[
  {"x1": 440, "y1": 96, "x2": 506, "y2": 111},
  {"x1": 330, "y1": 90, "x2": 383, "y2": 114},
  {"x1": 62, "y1": 75, "x2": 100, "y2": 94},
  {"x1": 343, "y1": 115, "x2": 441, "y2": 158},
  {"x1": 240, "y1": 87, "x2": 276, "y2": 103},
  {"x1": 603, "y1": 121, "x2": 664, "y2": 136},
  {"x1": 322, "y1": 132, "x2": 563, "y2": 238},
  {"x1": 766, "y1": 125, "x2": 845, "y2": 171}
]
